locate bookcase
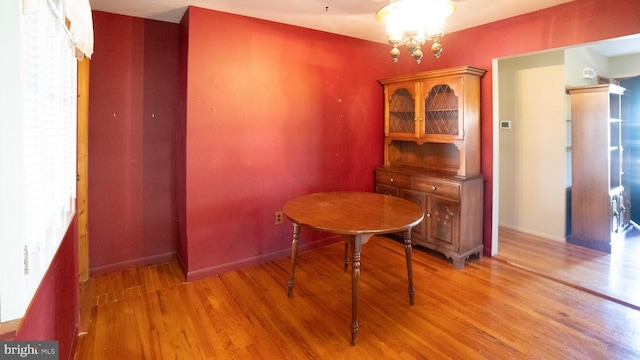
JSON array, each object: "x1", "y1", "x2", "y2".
[{"x1": 567, "y1": 84, "x2": 631, "y2": 252}]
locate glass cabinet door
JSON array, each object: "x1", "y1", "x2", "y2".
[
  {"x1": 420, "y1": 79, "x2": 464, "y2": 140},
  {"x1": 385, "y1": 82, "x2": 418, "y2": 138}
]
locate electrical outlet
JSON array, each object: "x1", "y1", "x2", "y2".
[{"x1": 274, "y1": 211, "x2": 283, "y2": 225}]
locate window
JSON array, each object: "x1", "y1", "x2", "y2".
[{"x1": 0, "y1": 0, "x2": 78, "y2": 322}]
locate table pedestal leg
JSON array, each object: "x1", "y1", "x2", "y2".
[
  {"x1": 404, "y1": 229, "x2": 415, "y2": 305},
  {"x1": 350, "y1": 234, "x2": 362, "y2": 346},
  {"x1": 287, "y1": 223, "x2": 300, "y2": 298}
]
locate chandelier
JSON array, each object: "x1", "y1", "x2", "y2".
[{"x1": 375, "y1": 0, "x2": 457, "y2": 63}]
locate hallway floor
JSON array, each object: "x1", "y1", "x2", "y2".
[{"x1": 495, "y1": 226, "x2": 640, "y2": 310}]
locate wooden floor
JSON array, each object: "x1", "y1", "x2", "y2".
[
  {"x1": 496, "y1": 226, "x2": 640, "y2": 310},
  {"x1": 75, "y1": 235, "x2": 640, "y2": 359}
]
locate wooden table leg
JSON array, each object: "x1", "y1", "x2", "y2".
[
  {"x1": 350, "y1": 234, "x2": 362, "y2": 346},
  {"x1": 287, "y1": 223, "x2": 300, "y2": 298},
  {"x1": 404, "y1": 229, "x2": 415, "y2": 305},
  {"x1": 343, "y1": 235, "x2": 349, "y2": 271}
]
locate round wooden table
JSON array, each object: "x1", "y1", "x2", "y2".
[{"x1": 283, "y1": 191, "x2": 424, "y2": 345}]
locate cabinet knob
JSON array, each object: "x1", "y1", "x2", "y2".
[
  {"x1": 431, "y1": 186, "x2": 437, "y2": 191},
  {"x1": 390, "y1": 178, "x2": 394, "y2": 183},
  {"x1": 426, "y1": 213, "x2": 431, "y2": 218}
]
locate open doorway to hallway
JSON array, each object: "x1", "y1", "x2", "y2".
[{"x1": 493, "y1": 35, "x2": 640, "y2": 300}]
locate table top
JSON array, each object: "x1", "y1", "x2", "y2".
[{"x1": 283, "y1": 191, "x2": 424, "y2": 235}]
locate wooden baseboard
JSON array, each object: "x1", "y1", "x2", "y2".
[
  {"x1": 185, "y1": 235, "x2": 341, "y2": 281},
  {"x1": 0, "y1": 318, "x2": 21, "y2": 340},
  {"x1": 89, "y1": 252, "x2": 177, "y2": 276}
]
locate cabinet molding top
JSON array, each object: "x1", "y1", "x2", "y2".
[
  {"x1": 378, "y1": 66, "x2": 486, "y2": 85},
  {"x1": 567, "y1": 84, "x2": 626, "y2": 95}
]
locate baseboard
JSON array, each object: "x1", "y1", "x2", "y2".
[
  {"x1": 175, "y1": 251, "x2": 188, "y2": 278},
  {"x1": 498, "y1": 224, "x2": 566, "y2": 242},
  {"x1": 0, "y1": 318, "x2": 20, "y2": 340},
  {"x1": 185, "y1": 235, "x2": 340, "y2": 282},
  {"x1": 89, "y1": 252, "x2": 177, "y2": 276}
]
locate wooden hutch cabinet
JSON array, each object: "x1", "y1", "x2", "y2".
[
  {"x1": 376, "y1": 66, "x2": 485, "y2": 269},
  {"x1": 567, "y1": 84, "x2": 631, "y2": 253}
]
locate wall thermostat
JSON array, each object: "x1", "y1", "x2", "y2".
[{"x1": 500, "y1": 120, "x2": 512, "y2": 129}]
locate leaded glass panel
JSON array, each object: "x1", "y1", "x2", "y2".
[
  {"x1": 424, "y1": 84, "x2": 459, "y2": 135},
  {"x1": 388, "y1": 88, "x2": 415, "y2": 134}
]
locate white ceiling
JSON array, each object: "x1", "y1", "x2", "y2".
[
  {"x1": 89, "y1": 0, "x2": 575, "y2": 44},
  {"x1": 88, "y1": 0, "x2": 640, "y2": 57}
]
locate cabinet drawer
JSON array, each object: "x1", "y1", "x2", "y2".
[
  {"x1": 376, "y1": 171, "x2": 412, "y2": 188},
  {"x1": 376, "y1": 184, "x2": 400, "y2": 197},
  {"x1": 413, "y1": 178, "x2": 460, "y2": 200}
]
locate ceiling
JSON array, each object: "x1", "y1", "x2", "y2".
[
  {"x1": 88, "y1": 0, "x2": 574, "y2": 44},
  {"x1": 88, "y1": 0, "x2": 640, "y2": 57}
]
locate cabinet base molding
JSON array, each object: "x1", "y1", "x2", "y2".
[
  {"x1": 386, "y1": 235, "x2": 483, "y2": 269},
  {"x1": 440, "y1": 244, "x2": 484, "y2": 270}
]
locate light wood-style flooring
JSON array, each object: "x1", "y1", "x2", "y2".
[
  {"x1": 496, "y1": 226, "x2": 640, "y2": 310},
  {"x1": 75, "y1": 234, "x2": 640, "y2": 359}
]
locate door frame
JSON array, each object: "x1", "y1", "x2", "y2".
[{"x1": 77, "y1": 58, "x2": 90, "y2": 282}]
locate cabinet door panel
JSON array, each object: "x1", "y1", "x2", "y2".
[
  {"x1": 385, "y1": 82, "x2": 419, "y2": 138},
  {"x1": 426, "y1": 197, "x2": 460, "y2": 251}
]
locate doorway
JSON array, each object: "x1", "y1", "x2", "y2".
[
  {"x1": 492, "y1": 37, "x2": 640, "y2": 306},
  {"x1": 496, "y1": 52, "x2": 566, "y2": 243},
  {"x1": 494, "y1": 38, "x2": 640, "y2": 251}
]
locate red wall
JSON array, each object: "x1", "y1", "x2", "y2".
[
  {"x1": 178, "y1": 7, "x2": 411, "y2": 279},
  {"x1": 15, "y1": 217, "x2": 78, "y2": 360},
  {"x1": 88, "y1": 12, "x2": 179, "y2": 274}
]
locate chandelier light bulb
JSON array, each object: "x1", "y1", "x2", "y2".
[
  {"x1": 390, "y1": 46, "x2": 401, "y2": 62},
  {"x1": 431, "y1": 41, "x2": 443, "y2": 58},
  {"x1": 376, "y1": 0, "x2": 456, "y2": 63},
  {"x1": 412, "y1": 47, "x2": 424, "y2": 63}
]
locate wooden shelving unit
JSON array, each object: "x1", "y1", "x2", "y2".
[{"x1": 567, "y1": 84, "x2": 631, "y2": 253}]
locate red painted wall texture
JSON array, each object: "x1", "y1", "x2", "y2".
[
  {"x1": 15, "y1": 217, "x2": 78, "y2": 360},
  {"x1": 88, "y1": 12, "x2": 179, "y2": 274},
  {"x1": 177, "y1": 7, "x2": 407, "y2": 279}
]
